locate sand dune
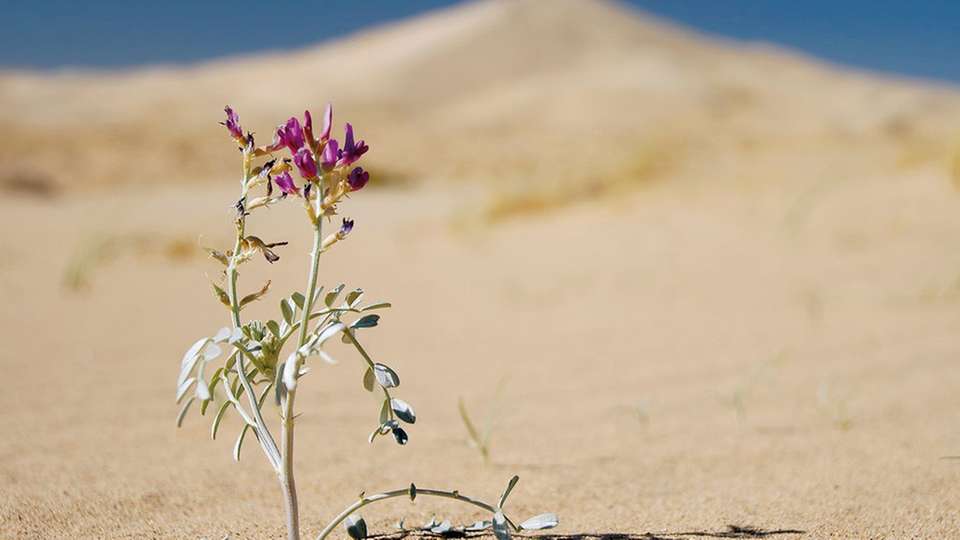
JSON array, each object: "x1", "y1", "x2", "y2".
[{"x1": 2, "y1": 0, "x2": 958, "y2": 194}]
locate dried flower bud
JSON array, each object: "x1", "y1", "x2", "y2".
[
  {"x1": 293, "y1": 148, "x2": 318, "y2": 179},
  {"x1": 221, "y1": 106, "x2": 244, "y2": 141},
  {"x1": 347, "y1": 167, "x2": 370, "y2": 191},
  {"x1": 321, "y1": 139, "x2": 339, "y2": 171},
  {"x1": 340, "y1": 123, "x2": 369, "y2": 166}
]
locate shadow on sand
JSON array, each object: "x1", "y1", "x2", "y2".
[{"x1": 368, "y1": 525, "x2": 804, "y2": 540}]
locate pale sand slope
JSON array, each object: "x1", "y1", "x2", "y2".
[
  {"x1": 1, "y1": 0, "x2": 960, "y2": 193},
  {"x1": 1, "y1": 155, "x2": 959, "y2": 538}
]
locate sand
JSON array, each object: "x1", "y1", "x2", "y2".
[{"x1": 2, "y1": 1, "x2": 960, "y2": 538}]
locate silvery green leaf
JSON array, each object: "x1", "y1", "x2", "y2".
[
  {"x1": 351, "y1": 314, "x2": 379, "y2": 329},
  {"x1": 373, "y1": 363, "x2": 400, "y2": 388},
  {"x1": 318, "y1": 350, "x2": 337, "y2": 365},
  {"x1": 280, "y1": 298, "x2": 294, "y2": 325},
  {"x1": 274, "y1": 361, "x2": 285, "y2": 405},
  {"x1": 498, "y1": 475, "x2": 520, "y2": 509},
  {"x1": 391, "y1": 425, "x2": 409, "y2": 445},
  {"x1": 315, "y1": 322, "x2": 345, "y2": 346},
  {"x1": 176, "y1": 377, "x2": 196, "y2": 403},
  {"x1": 195, "y1": 377, "x2": 212, "y2": 401},
  {"x1": 361, "y1": 302, "x2": 392, "y2": 312},
  {"x1": 291, "y1": 292, "x2": 305, "y2": 310},
  {"x1": 492, "y1": 511, "x2": 511, "y2": 540},
  {"x1": 266, "y1": 320, "x2": 281, "y2": 339},
  {"x1": 283, "y1": 354, "x2": 300, "y2": 391},
  {"x1": 390, "y1": 398, "x2": 416, "y2": 424},
  {"x1": 518, "y1": 513, "x2": 558, "y2": 531},
  {"x1": 176, "y1": 397, "x2": 195, "y2": 427},
  {"x1": 431, "y1": 521, "x2": 452, "y2": 534},
  {"x1": 345, "y1": 515, "x2": 367, "y2": 540},
  {"x1": 362, "y1": 367, "x2": 375, "y2": 392},
  {"x1": 178, "y1": 337, "x2": 209, "y2": 387},
  {"x1": 213, "y1": 327, "x2": 232, "y2": 343},
  {"x1": 325, "y1": 284, "x2": 345, "y2": 308},
  {"x1": 211, "y1": 400, "x2": 232, "y2": 439},
  {"x1": 199, "y1": 397, "x2": 212, "y2": 415},
  {"x1": 409, "y1": 483, "x2": 417, "y2": 501},
  {"x1": 233, "y1": 424, "x2": 250, "y2": 461},
  {"x1": 228, "y1": 327, "x2": 244, "y2": 344},
  {"x1": 379, "y1": 400, "x2": 390, "y2": 425},
  {"x1": 346, "y1": 288, "x2": 363, "y2": 307},
  {"x1": 465, "y1": 521, "x2": 492, "y2": 532},
  {"x1": 202, "y1": 343, "x2": 222, "y2": 361}
]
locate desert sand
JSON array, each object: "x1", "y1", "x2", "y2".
[{"x1": 2, "y1": 1, "x2": 960, "y2": 538}]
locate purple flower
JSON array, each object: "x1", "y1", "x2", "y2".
[
  {"x1": 274, "y1": 170, "x2": 299, "y2": 196},
  {"x1": 221, "y1": 106, "x2": 244, "y2": 140},
  {"x1": 339, "y1": 123, "x2": 369, "y2": 166},
  {"x1": 321, "y1": 103, "x2": 333, "y2": 142},
  {"x1": 321, "y1": 139, "x2": 339, "y2": 171},
  {"x1": 340, "y1": 218, "x2": 354, "y2": 237},
  {"x1": 347, "y1": 167, "x2": 369, "y2": 191},
  {"x1": 277, "y1": 117, "x2": 305, "y2": 152},
  {"x1": 293, "y1": 148, "x2": 318, "y2": 179},
  {"x1": 303, "y1": 110, "x2": 315, "y2": 146}
]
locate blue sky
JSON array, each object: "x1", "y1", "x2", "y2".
[{"x1": 2, "y1": 1, "x2": 959, "y2": 84}]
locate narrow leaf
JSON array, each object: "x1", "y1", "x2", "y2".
[
  {"x1": 266, "y1": 320, "x2": 281, "y2": 339},
  {"x1": 360, "y1": 302, "x2": 392, "y2": 312},
  {"x1": 176, "y1": 397, "x2": 195, "y2": 427},
  {"x1": 519, "y1": 513, "x2": 559, "y2": 531},
  {"x1": 362, "y1": 367, "x2": 375, "y2": 392},
  {"x1": 391, "y1": 398, "x2": 416, "y2": 424},
  {"x1": 373, "y1": 363, "x2": 400, "y2": 388},
  {"x1": 233, "y1": 424, "x2": 250, "y2": 461},
  {"x1": 498, "y1": 476, "x2": 520, "y2": 509},
  {"x1": 351, "y1": 314, "x2": 380, "y2": 329},
  {"x1": 324, "y1": 284, "x2": 345, "y2": 308},
  {"x1": 346, "y1": 288, "x2": 364, "y2": 307},
  {"x1": 211, "y1": 400, "x2": 232, "y2": 439},
  {"x1": 240, "y1": 280, "x2": 271, "y2": 308},
  {"x1": 291, "y1": 292, "x2": 305, "y2": 309},
  {"x1": 280, "y1": 298, "x2": 294, "y2": 325}
]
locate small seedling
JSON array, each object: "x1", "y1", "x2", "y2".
[
  {"x1": 175, "y1": 106, "x2": 557, "y2": 539},
  {"x1": 459, "y1": 379, "x2": 508, "y2": 464}
]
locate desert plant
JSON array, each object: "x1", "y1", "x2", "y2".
[{"x1": 175, "y1": 105, "x2": 557, "y2": 540}]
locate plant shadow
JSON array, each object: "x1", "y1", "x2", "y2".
[{"x1": 369, "y1": 525, "x2": 804, "y2": 540}]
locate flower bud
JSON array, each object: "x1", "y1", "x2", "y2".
[
  {"x1": 221, "y1": 106, "x2": 244, "y2": 141},
  {"x1": 321, "y1": 139, "x2": 339, "y2": 171},
  {"x1": 277, "y1": 117, "x2": 305, "y2": 152},
  {"x1": 321, "y1": 103, "x2": 333, "y2": 142},
  {"x1": 293, "y1": 148, "x2": 318, "y2": 179},
  {"x1": 340, "y1": 123, "x2": 369, "y2": 166},
  {"x1": 347, "y1": 167, "x2": 370, "y2": 191},
  {"x1": 274, "y1": 170, "x2": 299, "y2": 196}
]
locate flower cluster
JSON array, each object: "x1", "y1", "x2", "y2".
[{"x1": 222, "y1": 105, "x2": 371, "y2": 225}]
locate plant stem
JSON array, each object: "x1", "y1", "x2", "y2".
[
  {"x1": 282, "y1": 191, "x2": 324, "y2": 540},
  {"x1": 315, "y1": 487, "x2": 519, "y2": 540}
]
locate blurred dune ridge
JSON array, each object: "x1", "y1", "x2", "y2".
[{"x1": 2, "y1": 0, "x2": 959, "y2": 199}]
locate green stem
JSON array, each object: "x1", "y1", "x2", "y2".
[
  {"x1": 315, "y1": 487, "x2": 519, "y2": 540},
  {"x1": 281, "y1": 189, "x2": 324, "y2": 540},
  {"x1": 227, "y1": 163, "x2": 281, "y2": 470}
]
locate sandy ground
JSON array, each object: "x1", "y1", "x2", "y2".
[
  {"x1": 2, "y1": 157, "x2": 960, "y2": 538},
  {"x1": 3, "y1": 1, "x2": 960, "y2": 538}
]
